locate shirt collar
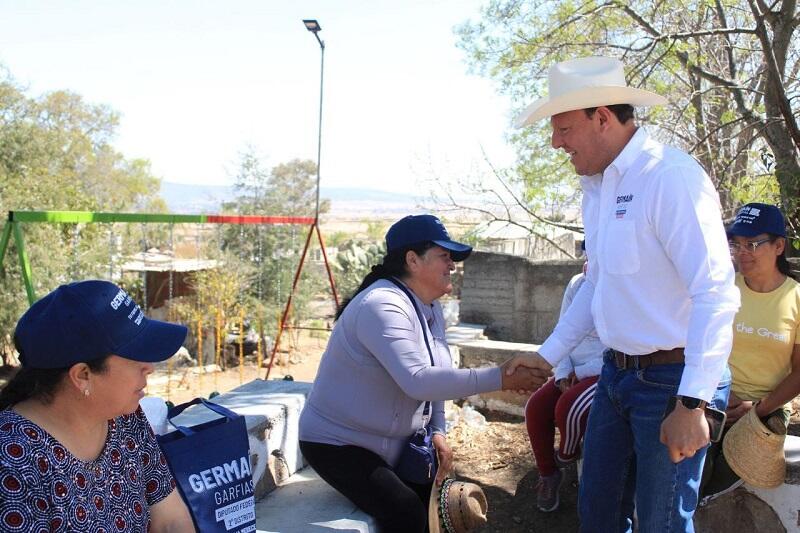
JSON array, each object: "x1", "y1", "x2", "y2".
[
  {"x1": 580, "y1": 128, "x2": 650, "y2": 189},
  {"x1": 605, "y1": 127, "x2": 649, "y2": 178}
]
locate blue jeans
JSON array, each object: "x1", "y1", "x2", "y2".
[{"x1": 578, "y1": 354, "x2": 730, "y2": 533}]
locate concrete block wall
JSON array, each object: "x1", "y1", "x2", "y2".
[{"x1": 460, "y1": 251, "x2": 582, "y2": 343}]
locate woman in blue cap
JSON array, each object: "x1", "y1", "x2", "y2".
[
  {"x1": 700, "y1": 203, "x2": 800, "y2": 502},
  {"x1": 298, "y1": 214, "x2": 551, "y2": 532},
  {"x1": 0, "y1": 280, "x2": 195, "y2": 532}
]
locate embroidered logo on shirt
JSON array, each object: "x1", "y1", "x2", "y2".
[{"x1": 615, "y1": 194, "x2": 634, "y2": 219}]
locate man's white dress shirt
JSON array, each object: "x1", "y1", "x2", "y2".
[{"x1": 539, "y1": 128, "x2": 740, "y2": 401}]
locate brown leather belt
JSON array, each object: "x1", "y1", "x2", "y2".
[{"x1": 608, "y1": 347, "x2": 685, "y2": 370}]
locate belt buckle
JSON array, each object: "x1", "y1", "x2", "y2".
[{"x1": 613, "y1": 350, "x2": 627, "y2": 370}]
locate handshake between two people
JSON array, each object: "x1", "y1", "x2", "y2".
[{"x1": 500, "y1": 353, "x2": 553, "y2": 394}]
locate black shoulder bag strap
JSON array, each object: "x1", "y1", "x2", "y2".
[{"x1": 387, "y1": 277, "x2": 436, "y2": 425}]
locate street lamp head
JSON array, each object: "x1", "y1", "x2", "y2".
[{"x1": 303, "y1": 19, "x2": 321, "y2": 33}]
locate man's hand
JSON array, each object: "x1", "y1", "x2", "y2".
[
  {"x1": 504, "y1": 352, "x2": 553, "y2": 375},
  {"x1": 659, "y1": 400, "x2": 709, "y2": 463},
  {"x1": 501, "y1": 355, "x2": 553, "y2": 393},
  {"x1": 432, "y1": 433, "x2": 453, "y2": 487}
]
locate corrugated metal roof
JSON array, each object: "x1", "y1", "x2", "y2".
[{"x1": 120, "y1": 250, "x2": 219, "y2": 272}]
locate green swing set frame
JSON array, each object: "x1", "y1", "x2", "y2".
[{"x1": 0, "y1": 209, "x2": 340, "y2": 379}]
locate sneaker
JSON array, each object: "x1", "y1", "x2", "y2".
[
  {"x1": 536, "y1": 470, "x2": 563, "y2": 512},
  {"x1": 554, "y1": 450, "x2": 579, "y2": 469}
]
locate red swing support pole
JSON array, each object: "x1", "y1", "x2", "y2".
[{"x1": 265, "y1": 220, "x2": 339, "y2": 379}]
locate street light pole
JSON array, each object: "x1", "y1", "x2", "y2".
[
  {"x1": 303, "y1": 19, "x2": 325, "y2": 223},
  {"x1": 265, "y1": 19, "x2": 338, "y2": 380}
]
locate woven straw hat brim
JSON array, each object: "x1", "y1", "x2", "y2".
[
  {"x1": 450, "y1": 484, "x2": 488, "y2": 532},
  {"x1": 428, "y1": 479, "x2": 488, "y2": 533},
  {"x1": 428, "y1": 483, "x2": 442, "y2": 533},
  {"x1": 722, "y1": 407, "x2": 786, "y2": 488}
]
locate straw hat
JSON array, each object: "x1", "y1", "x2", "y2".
[
  {"x1": 722, "y1": 407, "x2": 786, "y2": 488},
  {"x1": 429, "y1": 478, "x2": 488, "y2": 533},
  {"x1": 514, "y1": 56, "x2": 668, "y2": 127}
]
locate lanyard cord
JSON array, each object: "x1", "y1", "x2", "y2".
[{"x1": 388, "y1": 278, "x2": 435, "y2": 421}]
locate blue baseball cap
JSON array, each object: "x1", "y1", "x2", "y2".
[
  {"x1": 15, "y1": 280, "x2": 188, "y2": 369},
  {"x1": 385, "y1": 214, "x2": 472, "y2": 262},
  {"x1": 727, "y1": 203, "x2": 786, "y2": 238}
]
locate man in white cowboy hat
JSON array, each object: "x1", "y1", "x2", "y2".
[{"x1": 508, "y1": 56, "x2": 740, "y2": 531}]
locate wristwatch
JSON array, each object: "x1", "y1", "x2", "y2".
[{"x1": 675, "y1": 395, "x2": 707, "y2": 410}]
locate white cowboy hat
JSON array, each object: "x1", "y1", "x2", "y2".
[{"x1": 515, "y1": 56, "x2": 668, "y2": 127}]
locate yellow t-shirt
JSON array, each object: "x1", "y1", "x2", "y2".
[{"x1": 729, "y1": 273, "x2": 800, "y2": 401}]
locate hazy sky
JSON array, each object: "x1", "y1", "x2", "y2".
[{"x1": 0, "y1": 0, "x2": 518, "y2": 194}]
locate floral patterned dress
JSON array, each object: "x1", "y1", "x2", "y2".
[{"x1": 0, "y1": 406, "x2": 175, "y2": 532}]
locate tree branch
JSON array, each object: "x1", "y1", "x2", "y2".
[
  {"x1": 649, "y1": 27, "x2": 757, "y2": 41},
  {"x1": 536, "y1": 1, "x2": 617, "y2": 44},
  {"x1": 480, "y1": 147, "x2": 584, "y2": 233},
  {"x1": 613, "y1": 2, "x2": 766, "y2": 132},
  {"x1": 747, "y1": 0, "x2": 800, "y2": 153},
  {"x1": 434, "y1": 196, "x2": 580, "y2": 259}
]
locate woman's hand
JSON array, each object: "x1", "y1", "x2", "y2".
[
  {"x1": 501, "y1": 354, "x2": 553, "y2": 393},
  {"x1": 432, "y1": 433, "x2": 453, "y2": 487},
  {"x1": 557, "y1": 372, "x2": 577, "y2": 393},
  {"x1": 725, "y1": 398, "x2": 753, "y2": 424}
]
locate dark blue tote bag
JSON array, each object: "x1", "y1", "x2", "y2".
[{"x1": 157, "y1": 398, "x2": 257, "y2": 533}]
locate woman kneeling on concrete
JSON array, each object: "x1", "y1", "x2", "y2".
[
  {"x1": 0, "y1": 280, "x2": 195, "y2": 532},
  {"x1": 298, "y1": 214, "x2": 550, "y2": 533},
  {"x1": 700, "y1": 203, "x2": 800, "y2": 502}
]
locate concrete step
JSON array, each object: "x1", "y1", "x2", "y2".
[
  {"x1": 168, "y1": 379, "x2": 312, "y2": 501},
  {"x1": 255, "y1": 467, "x2": 377, "y2": 533},
  {"x1": 445, "y1": 323, "x2": 488, "y2": 345}
]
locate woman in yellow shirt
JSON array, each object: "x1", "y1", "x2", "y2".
[{"x1": 700, "y1": 202, "x2": 800, "y2": 503}]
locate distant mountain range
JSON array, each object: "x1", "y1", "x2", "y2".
[{"x1": 159, "y1": 182, "x2": 426, "y2": 217}]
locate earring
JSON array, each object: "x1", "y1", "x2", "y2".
[{"x1": 83, "y1": 389, "x2": 90, "y2": 397}]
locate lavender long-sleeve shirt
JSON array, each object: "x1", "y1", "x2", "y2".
[{"x1": 299, "y1": 278, "x2": 502, "y2": 466}]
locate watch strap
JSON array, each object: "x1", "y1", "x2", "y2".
[{"x1": 676, "y1": 395, "x2": 707, "y2": 410}]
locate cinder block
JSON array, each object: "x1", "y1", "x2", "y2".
[
  {"x1": 461, "y1": 251, "x2": 582, "y2": 343},
  {"x1": 458, "y1": 339, "x2": 542, "y2": 366}
]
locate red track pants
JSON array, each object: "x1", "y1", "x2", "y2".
[{"x1": 524, "y1": 376, "x2": 598, "y2": 477}]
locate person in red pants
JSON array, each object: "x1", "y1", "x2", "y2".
[{"x1": 525, "y1": 253, "x2": 605, "y2": 512}]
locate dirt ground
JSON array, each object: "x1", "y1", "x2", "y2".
[
  {"x1": 143, "y1": 329, "x2": 331, "y2": 406},
  {"x1": 449, "y1": 409, "x2": 580, "y2": 532}
]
